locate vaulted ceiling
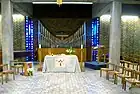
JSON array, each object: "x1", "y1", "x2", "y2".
[
  {"x1": 33, "y1": 4, "x2": 92, "y2": 36},
  {"x1": 40, "y1": 18, "x2": 89, "y2": 36}
]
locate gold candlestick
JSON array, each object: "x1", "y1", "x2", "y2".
[{"x1": 80, "y1": 48, "x2": 85, "y2": 72}]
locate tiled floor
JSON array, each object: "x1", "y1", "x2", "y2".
[{"x1": 0, "y1": 68, "x2": 129, "y2": 94}]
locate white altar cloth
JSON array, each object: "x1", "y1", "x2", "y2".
[{"x1": 42, "y1": 55, "x2": 81, "y2": 72}]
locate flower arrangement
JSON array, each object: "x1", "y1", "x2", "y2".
[
  {"x1": 66, "y1": 47, "x2": 75, "y2": 55},
  {"x1": 27, "y1": 68, "x2": 33, "y2": 76}
]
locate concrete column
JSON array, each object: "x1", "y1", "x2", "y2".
[
  {"x1": 1, "y1": 0, "x2": 13, "y2": 64},
  {"x1": 109, "y1": 1, "x2": 122, "y2": 65}
]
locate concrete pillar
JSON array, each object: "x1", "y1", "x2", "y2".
[
  {"x1": 109, "y1": 1, "x2": 122, "y2": 65},
  {"x1": 1, "y1": 0, "x2": 13, "y2": 64}
]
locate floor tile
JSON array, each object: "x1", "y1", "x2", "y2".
[{"x1": 0, "y1": 68, "x2": 129, "y2": 94}]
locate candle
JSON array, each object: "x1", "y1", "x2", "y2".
[
  {"x1": 81, "y1": 44, "x2": 83, "y2": 49},
  {"x1": 39, "y1": 44, "x2": 41, "y2": 48}
]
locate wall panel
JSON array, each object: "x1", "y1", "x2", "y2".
[{"x1": 100, "y1": 15, "x2": 140, "y2": 62}]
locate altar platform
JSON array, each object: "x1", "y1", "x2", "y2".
[{"x1": 85, "y1": 61, "x2": 107, "y2": 70}]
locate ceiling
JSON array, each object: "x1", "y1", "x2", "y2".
[
  {"x1": 3, "y1": 0, "x2": 140, "y2": 38},
  {"x1": 40, "y1": 18, "x2": 89, "y2": 36},
  {"x1": 33, "y1": 4, "x2": 92, "y2": 37}
]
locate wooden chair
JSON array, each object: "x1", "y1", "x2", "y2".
[
  {"x1": 117, "y1": 67, "x2": 135, "y2": 90},
  {"x1": 108, "y1": 65, "x2": 124, "y2": 84},
  {"x1": 100, "y1": 62, "x2": 115, "y2": 80},
  {"x1": 118, "y1": 62, "x2": 139, "y2": 90},
  {"x1": 124, "y1": 66, "x2": 140, "y2": 90},
  {"x1": 2, "y1": 64, "x2": 15, "y2": 83},
  {"x1": 0, "y1": 65, "x2": 3, "y2": 84},
  {"x1": 107, "y1": 60, "x2": 127, "y2": 84},
  {"x1": 124, "y1": 71, "x2": 140, "y2": 90},
  {"x1": 10, "y1": 60, "x2": 24, "y2": 74}
]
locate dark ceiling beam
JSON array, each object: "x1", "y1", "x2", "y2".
[
  {"x1": 11, "y1": 0, "x2": 140, "y2": 4},
  {"x1": 13, "y1": 3, "x2": 33, "y2": 16},
  {"x1": 33, "y1": 4, "x2": 92, "y2": 18}
]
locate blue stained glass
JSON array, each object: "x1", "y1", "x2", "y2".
[
  {"x1": 92, "y1": 17, "x2": 100, "y2": 61},
  {"x1": 25, "y1": 17, "x2": 34, "y2": 61}
]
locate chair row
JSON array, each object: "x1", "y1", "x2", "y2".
[{"x1": 100, "y1": 61, "x2": 140, "y2": 90}]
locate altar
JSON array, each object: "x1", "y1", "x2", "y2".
[{"x1": 42, "y1": 55, "x2": 81, "y2": 73}]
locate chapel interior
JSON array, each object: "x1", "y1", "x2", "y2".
[{"x1": 0, "y1": 0, "x2": 140, "y2": 94}]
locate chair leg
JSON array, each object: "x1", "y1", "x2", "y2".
[
  {"x1": 100, "y1": 70, "x2": 102, "y2": 77},
  {"x1": 14, "y1": 68, "x2": 16, "y2": 74},
  {"x1": 123, "y1": 79, "x2": 126, "y2": 90},
  {"x1": 17, "y1": 68, "x2": 19, "y2": 73},
  {"x1": 22, "y1": 67, "x2": 23, "y2": 73},
  {"x1": 114, "y1": 74, "x2": 117, "y2": 84},
  {"x1": 106, "y1": 71, "x2": 109, "y2": 80},
  {"x1": 13, "y1": 73, "x2": 15, "y2": 80},
  {"x1": 122, "y1": 77, "x2": 125, "y2": 89},
  {"x1": 112, "y1": 75, "x2": 114, "y2": 79},
  {"x1": 5, "y1": 74, "x2": 8, "y2": 83},
  {"x1": 1, "y1": 75, "x2": 3, "y2": 84}
]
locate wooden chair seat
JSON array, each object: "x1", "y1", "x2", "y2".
[
  {"x1": 108, "y1": 71, "x2": 120, "y2": 75},
  {"x1": 126, "y1": 78, "x2": 140, "y2": 84},
  {"x1": 14, "y1": 65, "x2": 23, "y2": 68},
  {"x1": 117, "y1": 74, "x2": 131, "y2": 78},
  {"x1": 3, "y1": 70, "x2": 14, "y2": 74},
  {"x1": 101, "y1": 68, "x2": 113, "y2": 71},
  {"x1": 0, "y1": 72, "x2": 3, "y2": 76}
]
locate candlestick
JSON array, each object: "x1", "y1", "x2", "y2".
[
  {"x1": 81, "y1": 44, "x2": 83, "y2": 49},
  {"x1": 39, "y1": 44, "x2": 41, "y2": 48}
]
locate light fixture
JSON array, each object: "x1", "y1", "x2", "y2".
[
  {"x1": 121, "y1": 15, "x2": 139, "y2": 22},
  {"x1": 56, "y1": 35, "x2": 69, "y2": 37},
  {"x1": 101, "y1": 14, "x2": 139, "y2": 22},
  {"x1": 57, "y1": 0, "x2": 62, "y2": 6},
  {"x1": 32, "y1": 2, "x2": 93, "y2": 4},
  {"x1": 100, "y1": 14, "x2": 111, "y2": 21}
]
